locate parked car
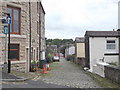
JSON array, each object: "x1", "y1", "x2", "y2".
[
  {"x1": 56, "y1": 53, "x2": 60, "y2": 57},
  {"x1": 52, "y1": 56, "x2": 60, "y2": 62}
]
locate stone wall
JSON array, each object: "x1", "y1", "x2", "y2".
[
  {"x1": 11, "y1": 62, "x2": 25, "y2": 73},
  {"x1": 0, "y1": 1, "x2": 45, "y2": 72},
  {"x1": 77, "y1": 58, "x2": 85, "y2": 67},
  {"x1": 104, "y1": 65, "x2": 120, "y2": 84}
]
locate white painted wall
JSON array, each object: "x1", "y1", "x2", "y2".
[
  {"x1": 89, "y1": 37, "x2": 119, "y2": 72},
  {"x1": 93, "y1": 62, "x2": 109, "y2": 77},
  {"x1": 65, "y1": 46, "x2": 75, "y2": 57},
  {"x1": 69, "y1": 46, "x2": 75, "y2": 55}
]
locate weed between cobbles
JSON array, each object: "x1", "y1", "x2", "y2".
[
  {"x1": 69, "y1": 60, "x2": 120, "y2": 89},
  {"x1": 85, "y1": 70, "x2": 120, "y2": 89}
]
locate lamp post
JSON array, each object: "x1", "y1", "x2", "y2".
[
  {"x1": 1, "y1": 13, "x2": 11, "y2": 73},
  {"x1": 7, "y1": 13, "x2": 11, "y2": 73}
]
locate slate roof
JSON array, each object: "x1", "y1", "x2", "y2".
[
  {"x1": 75, "y1": 37, "x2": 85, "y2": 43},
  {"x1": 85, "y1": 31, "x2": 120, "y2": 37}
]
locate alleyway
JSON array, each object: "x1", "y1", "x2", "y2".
[
  {"x1": 41, "y1": 57, "x2": 102, "y2": 88},
  {"x1": 2, "y1": 57, "x2": 103, "y2": 88}
]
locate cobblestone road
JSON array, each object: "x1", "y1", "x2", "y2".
[{"x1": 41, "y1": 57, "x2": 102, "y2": 88}]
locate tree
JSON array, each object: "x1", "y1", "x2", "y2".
[
  {"x1": 51, "y1": 38, "x2": 62, "y2": 48},
  {"x1": 46, "y1": 38, "x2": 74, "y2": 53}
]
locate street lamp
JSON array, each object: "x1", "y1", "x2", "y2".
[
  {"x1": 6, "y1": 13, "x2": 11, "y2": 73},
  {"x1": 1, "y1": 13, "x2": 11, "y2": 73}
]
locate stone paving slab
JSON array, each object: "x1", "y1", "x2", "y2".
[
  {"x1": 2, "y1": 72, "x2": 21, "y2": 79},
  {"x1": 1, "y1": 72, "x2": 28, "y2": 82}
]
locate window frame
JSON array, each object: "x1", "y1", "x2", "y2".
[
  {"x1": 7, "y1": 6, "x2": 21, "y2": 34},
  {"x1": 106, "y1": 40, "x2": 116, "y2": 50},
  {"x1": 9, "y1": 44, "x2": 20, "y2": 61}
]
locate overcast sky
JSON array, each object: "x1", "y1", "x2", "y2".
[{"x1": 42, "y1": 0, "x2": 119, "y2": 40}]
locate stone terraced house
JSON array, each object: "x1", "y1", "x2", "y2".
[{"x1": 0, "y1": 0, "x2": 45, "y2": 72}]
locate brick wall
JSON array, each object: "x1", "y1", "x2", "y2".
[{"x1": 104, "y1": 65, "x2": 120, "y2": 84}]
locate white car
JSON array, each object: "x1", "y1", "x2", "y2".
[{"x1": 52, "y1": 56, "x2": 60, "y2": 62}]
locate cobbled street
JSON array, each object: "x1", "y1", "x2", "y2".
[
  {"x1": 41, "y1": 57, "x2": 102, "y2": 88},
  {"x1": 2, "y1": 57, "x2": 103, "y2": 88}
]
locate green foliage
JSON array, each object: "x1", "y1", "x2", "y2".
[
  {"x1": 46, "y1": 38, "x2": 62, "y2": 48},
  {"x1": 108, "y1": 62, "x2": 117, "y2": 66},
  {"x1": 61, "y1": 39, "x2": 74, "y2": 45},
  {"x1": 86, "y1": 71, "x2": 120, "y2": 88},
  {"x1": 46, "y1": 53, "x2": 54, "y2": 63},
  {"x1": 31, "y1": 60, "x2": 37, "y2": 64},
  {"x1": 60, "y1": 44, "x2": 70, "y2": 54},
  {"x1": 46, "y1": 38, "x2": 74, "y2": 48},
  {"x1": 60, "y1": 46, "x2": 66, "y2": 54},
  {"x1": 31, "y1": 61, "x2": 38, "y2": 72},
  {"x1": 46, "y1": 47, "x2": 55, "y2": 63},
  {"x1": 46, "y1": 38, "x2": 74, "y2": 55}
]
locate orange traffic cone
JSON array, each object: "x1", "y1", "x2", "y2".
[
  {"x1": 47, "y1": 64, "x2": 51, "y2": 70},
  {"x1": 42, "y1": 66, "x2": 47, "y2": 74},
  {"x1": 36, "y1": 68, "x2": 39, "y2": 73}
]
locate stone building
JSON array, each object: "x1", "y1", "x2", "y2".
[{"x1": 0, "y1": 0, "x2": 45, "y2": 72}]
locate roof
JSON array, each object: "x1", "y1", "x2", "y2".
[
  {"x1": 40, "y1": 2, "x2": 45, "y2": 14},
  {"x1": 85, "y1": 31, "x2": 120, "y2": 37},
  {"x1": 75, "y1": 37, "x2": 85, "y2": 43}
]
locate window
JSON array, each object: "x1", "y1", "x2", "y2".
[
  {"x1": 36, "y1": 47, "x2": 38, "y2": 60},
  {"x1": 106, "y1": 40, "x2": 116, "y2": 50},
  {"x1": 33, "y1": 49, "x2": 35, "y2": 60},
  {"x1": 9, "y1": 44, "x2": 19, "y2": 60},
  {"x1": 31, "y1": 47, "x2": 33, "y2": 60},
  {"x1": 37, "y1": 2, "x2": 39, "y2": 13},
  {"x1": 37, "y1": 21, "x2": 39, "y2": 34},
  {"x1": 7, "y1": 6, "x2": 21, "y2": 34}
]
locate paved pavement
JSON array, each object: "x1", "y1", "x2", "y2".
[
  {"x1": 2, "y1": 72, "x2": 21, "y2": 79},
  {"x1": 2, "y1": 79, "x2": 69, "y2": 88},
  {"x1": 40, "y1": 57, "x2": 102, "y2": 88}
]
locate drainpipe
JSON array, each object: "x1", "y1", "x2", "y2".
[
  {"x1": 119, "y1": 33, "x2": 120, "y2": 67},
  {"x1": 29, "y1": 1, "x2": 32, "y2": 72},
  {"x1": 39, "y1": 2, "x2": 41, "y2": 60},
  {"x1": 118, "y1": 29, "x2": 120, "y2": 67},
  {"x1": 118, "y1": 2, "x2": 120, "y2": 67}
]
